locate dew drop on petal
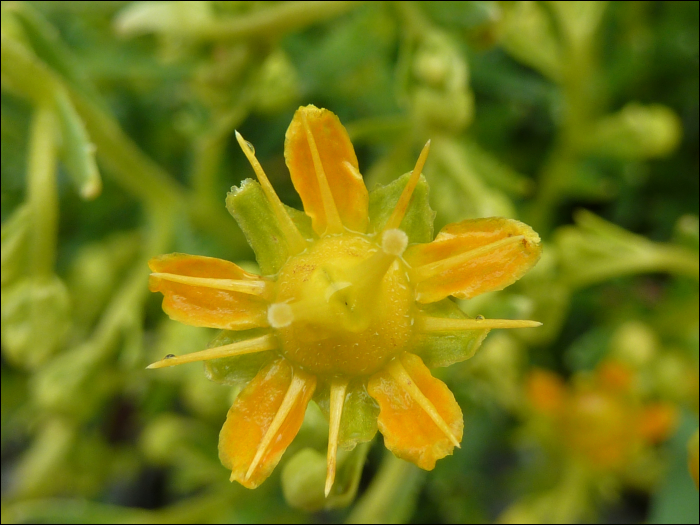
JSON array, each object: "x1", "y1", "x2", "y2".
[
  {"x1": 475, "y1": 315, "x2": 485, "y2": 321},
  {"x1": 164, "y1": 354, "x2": 176, "y2": 359},
  {"x1": 244, "y1": 140, "x2": 255, "y2": 154}
]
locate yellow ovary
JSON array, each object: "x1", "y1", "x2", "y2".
[{"x1": 273, "y1": 233, "x2": 415, "y2": 377}]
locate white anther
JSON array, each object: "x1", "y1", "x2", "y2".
[
  {"x1": 268, "y1": 303, "x2": 294, "y2": 328},
  {"x1": 381, "y1": 228, "x2": 409, "y2": 257}
]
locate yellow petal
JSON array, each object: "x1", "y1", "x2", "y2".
[
  {"x1": 368, "y1": 353, "x2": 463, "y2": 470},
  {"x1": 219, "y1": 358, "x2": 316, "y2": 489},
  {"x1": 149, "y1": 253, "x2": 269, "y2": 330},
  {"x1": 405, "y1": 217, "x2": 542, "y2": 303},
  {"x1": 285, "y1": 105, "x2": 368, "y2": 235}
]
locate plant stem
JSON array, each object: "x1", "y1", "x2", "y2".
[
  {"x1": 346, "y1": 453, "x2": 424, "y2": 524},
  {"x1": 27, "y1": 104, "x2": 59, "y2": 278}
]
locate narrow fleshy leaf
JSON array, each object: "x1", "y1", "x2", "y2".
[
  {"x1": 226, "y1": 179, "x2": 315, "y2": 276},
  {"x1": 148, "y1": 253, "x2": 268, "y2": 330},
  {"x1": 412, "y1": 299, "x2": 489, "y2": 368},
  {"x1": 314, "y1": 379, "x2": 379, "y2": 450},
  {"x1": 54, "y1": 88, "x2": 101, "y2": 199},
  {"x1": 405, "y1": 217, "x2": 542, "y2": 303},
  {"x1": 219, "y1": 358, "x2": 316, "y2": 489},
  {"x1": 285, "y1": 105, "x2": 368, "y2": 235},
  {"x1": 368, "y1": 172, "x2": 435, "y2": 244},
  {"x1": 368, "y1": 353, "x2": 463, "y2": 470}
]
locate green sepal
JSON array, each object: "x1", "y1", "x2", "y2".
[
  {"x1": 412, "y1": 299, "x2": 490, "y2": 368},
  {"x1": 313, "y1": 379, "x2": 379, "y2": 450},
  {"x1": 203, "y1": 328, "x2": 275, "y2": 391},
  {"x1": 226, "y1": 179, "x2": 314, "y2": 276},
  {"x1": 281, "y1": 443, "x2": 370, "y2": 511},
  {"x1": 368, "y1": 172, "x2": 435, "y2": 244}
]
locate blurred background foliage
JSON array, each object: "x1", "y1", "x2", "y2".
[{"x1": 1, "y1": 1, "x2": 698, "y2": 523}]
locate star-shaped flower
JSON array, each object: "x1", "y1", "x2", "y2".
[{"x1": 148, "y1": 105, "x2": 542, "y2": 495}]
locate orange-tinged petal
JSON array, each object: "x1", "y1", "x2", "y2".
[
  {"x1": 219, "y1": 358, "x2": 316, "y2": 489},
  {"x1": 368, "y1": 353, "x2": 463, "y2": 470},
  {"x1": 149, "y1": 253, "x2": 268, "y2": 330},
  {"x1": 404, "y1": 217, "x2": 542, "y2": 303},
  {"x1": 285, "y1": 105, "x2": 368, "y2": 235}
]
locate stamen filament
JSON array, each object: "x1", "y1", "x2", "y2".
[
  {"x1": 146, "y1": 334, "x2": 276, "y2": 369},
  {"x1": 235, "y1": 131, "x2": 307, "y2": 253},
  {"x1": 386, "y1": 358, "x2": 461, "y2": 449},
  {"x1": 151, "y1": 272, "x2": 271, "y2": 297},
  {"x1": 245, "y1": 372, "x2": 310, "y2": 481},
  {"x1": 301, "y1": 112, "x2": 344, "y2": 235},
  {"x1": 383, "y1": 140, "x2": 431, "y2": 232},
  {"x1": 421, "y1": 317, "x2": 542, "y2": 331},
  {"x1": 414, "y1": 235, "x2": 525, "y2": 281},
  {"x1": 326, "y1": 379, "x2": 348, "y2": 497}
]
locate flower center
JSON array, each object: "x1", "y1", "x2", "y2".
[{"x1": 271, "y1": 232, "x2": 415, "y2": 377}]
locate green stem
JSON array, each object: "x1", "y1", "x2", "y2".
[
  {"x1": 27, "y1": 104, "x2": 59, "y2": 278},
  {"x1": 655, "y1": 245, "x2": 700, "y2": 281},
  {"x1": 190, "y1": 1, "x2": 363, "y2": 40},
  {"x1": 346, "y1": 453, "x2": 424, "y2": 524}
]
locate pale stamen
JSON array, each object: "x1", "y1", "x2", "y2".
[
  {"x1": 244, "y1": 372, "x2": 311, "y2": 481},
  {"x1": 325, "y1": 379, "x2": 348, "y2": 497},
  {"x1": 146, "y1": 334, "x2": 276, "y2": 369},
  {"x1": 381, "y1": 228, "x2": 409, "y2": 257},
  {"x1": 414, "y1": 235, "x2": 525, "y2": 282},
  {"x1": 386, "y1": 358, "x2": 461, "y2": 449},
  {"x1": 268, "y1": 303, "x2": 294, "y2": 328},
  {"x1": 235, "y1": 131, "x2": 307, "y2": 254},
  {"x1": 301, "y1": 112, "x2": 344, "y2": 235},
  {"x1": 421, "y1": 317, "x2": 542, "y2": 331},
  {"x1": 382, "y1": 140, "x2": 431, "y2": 232},
  {"x1": 151, "y1": 272, "x2": 271, "y2": 297}
]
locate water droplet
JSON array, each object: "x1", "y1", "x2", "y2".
[
  {"x1": 475, "y1": 315, "x2": 485, "y2": 321},
  {"x1": 164, "y1": 354, "x2": 176, "y2": 359},
  {"x1": 244, "y1": 140, "x2": 255, "y2": 154}
]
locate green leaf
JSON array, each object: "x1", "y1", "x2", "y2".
[
  {"x1": 413, "y1": 299, "x2": 489, "y2": 368},
  {"x1": 226, "y1": 179, "x2": 314, "y2": 276},
  {"x1": 314, "y1": 379, "x2": 379, "y2": 450},
  {"x1": 203, "y1": 328, "x2": 275, "y2": 391},
  {"x1": 54, "y1": 89, "x2": 101, "y2": 199},
  {"x1": 368, "y1": 172, "x2": 435, "y2": 244}
]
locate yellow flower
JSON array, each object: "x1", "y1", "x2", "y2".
[
  {"x1": 148, "y1": 105, "x2": 542, "y2": 494},
  {"x1": 526, "y1": 361, "x2": 678, "y2": 471}
]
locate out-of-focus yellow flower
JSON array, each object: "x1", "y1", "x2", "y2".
[
  {"x1": 148, "y1": 105, "x2": 542, "y2": 494},
  {"x1": 527, "y1": 361, "x2": 678, "y2": 471}
]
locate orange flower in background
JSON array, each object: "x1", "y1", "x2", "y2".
[
  {"x1": 148, "y1": 105, "x2": 542, "y2": 494},
  {"x1": 526, "y1": 361, "x2": 678, "y2": 471}
]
